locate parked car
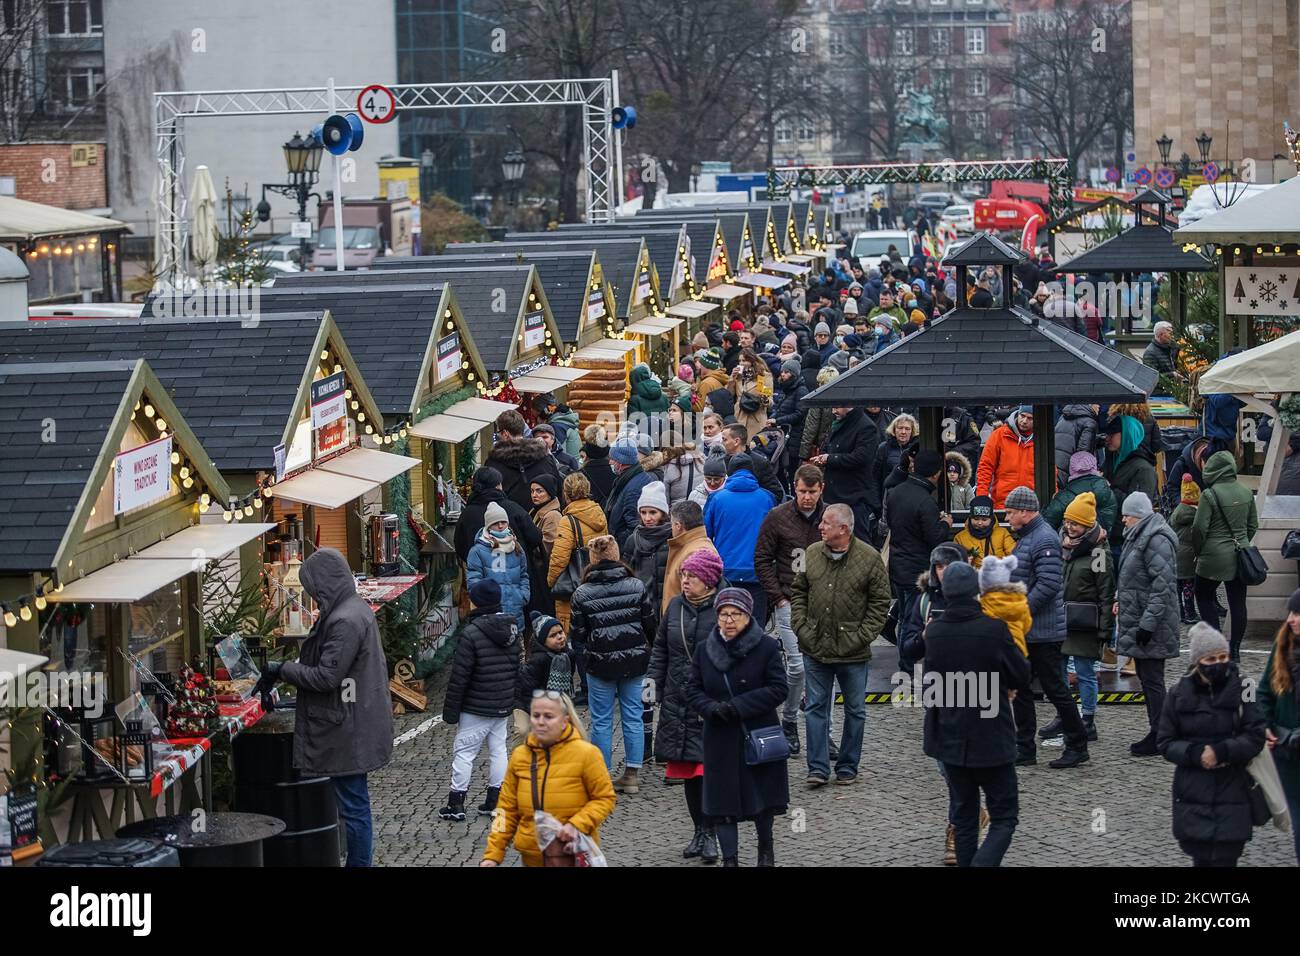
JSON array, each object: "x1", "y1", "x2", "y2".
[
  {"x1": 916, "y1": 192, "x2": 960, "y2": 212},
  {"x1": 850, "y1": 229, "x2": 911, "y2": 266},
  {"x1": 940, "y1": 204, "x2": 975, "y2": 234}
]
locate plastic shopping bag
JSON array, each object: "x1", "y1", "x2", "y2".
[{"x1": 533, "y1": 810, "x2": 607, "y2": 867}]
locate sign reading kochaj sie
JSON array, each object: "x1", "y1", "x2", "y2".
[
  {"x1": 523, "y1": 312, "x2": 546, "y2": 350},
  {"x1": 114, "y1": 434, "x2": 172, "y2": 515}
]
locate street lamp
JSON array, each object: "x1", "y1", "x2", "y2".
[
  {"x1": 501, "y1": 149, "x2": 526, "y2": 206},
  {"x1": 690, "y1": 162, "x2": 701, "y2": 193},
  {"x1": 1155, "y1": 133, "x2": 1172, "y2": 166},
  {"x1": 258, "y1": 131, "x2": 324, "y2": 269},
  {"x1": 1195, "y1": 131, "x2": 1213, "y2": 165}
]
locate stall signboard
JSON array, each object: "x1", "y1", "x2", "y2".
[
  {"x1": 285, "y1": 419, "x2": 311, "y2": 475},
  {"x1": 435, "y1": 332, "x2": 462, "y2": 382},
  {"x1": 1225, "y1": 266, "x2": 1300, "y2": 317},
  {"x1": 316, "y1": 415, "x2": 350, "y2": 458},
  {"x1": 274, "y1": 442, "x2": 287, "y2": 482},
  {"x1": 7, "y1": 787, "x2": 37, "y2": 853},
  {"x1": 739, "y1": 230, "x2": 755, "y2": 269},
  {"x1": 586, "y1": 287, "x2": 606, "y2": 322},
  {"x1": 634, "y1": 267, "x2": 652, "y2": 305},
  {"x1": 311, "y1": 372, "x2": 347, "y2": 429},
  {"x1": 523, "y1": 311, "x2": 546, "y2": 350},
  {"x1": 114, "y1": 434, "x2": 172, "y2": 515}
]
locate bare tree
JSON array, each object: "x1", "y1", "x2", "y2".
[{"x1": 0, "y1": 0, "x2": 47, "y2": 141}]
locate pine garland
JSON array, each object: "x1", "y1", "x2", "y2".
[{"x1": 1279, "y1": 393, "x2": 1300, "y2": 433}]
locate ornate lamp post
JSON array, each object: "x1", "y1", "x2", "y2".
[{"x1": 256, "y1": 131, "x2": 324, "y2": 267}]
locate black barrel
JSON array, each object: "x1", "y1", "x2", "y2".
[
  {"x1": 232, "y1": 709, "x2": 340, "y2": 867},
  {"x1": 117, "y1": 812, "x2": 284, "y2": 867},
  {"x1": 38, "y1": 837, "x2": 180, "y2": 867}
]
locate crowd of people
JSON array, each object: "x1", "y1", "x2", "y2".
[{"x1": 255, "y1": 249, "x2": 1300, "y2": 870}]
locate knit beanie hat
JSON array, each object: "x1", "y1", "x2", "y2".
[
  {"x1": 843, "y1": 333, "x2": 864, "y2": 349},
  {"x1": 1068, "y1": 451, "x2": 1099, "y2": 482},
  {"x1": 1004, "y1": 485, "x2": 1040, "y2": 512},
  {"x1": 814, "y1": 322, "x2": 832, "y2": 336},
  {"x1": 1288, "y1": 587, "x2": 1300, "y2": 615},
  {"x1": 1016, "y1": 404, "x2": 1034, "y2": 417},
  {"x1": 698, "y1": 348, "x2": 722, "y2": 371},
  {"x1": 729, "y1": 318, "x2": 746, "y2": 331},
  {"x1": 1188, "y1": 621, "x2": 1230, "y2": 663},
  {"x1": 637, "y1": 480, "x2": 670, "y2": 516},
  {"x1": 469, "y1": 579, "x2": 502, "y2": 609},
  {"x1": 781, "y1": 359, "x2": 801, "y2": 378},
  {"x1": 588, "y1": 534, "x2": 621, "y2": 564},
  {"x1": 910, "y1": 308, "x2": 926, "y2": 324},
  {"x1": 1063, "y1": 491, "x2": 1098, "y2": 527},
  {"x1": 968, "y1": 495, "x2": 995, "y2": 519},
  {"x1": 530, "y1": 611, "x2": 563, "y2": 643},
  {"x1": 874, "y1": 314, "x2": 894, "y2": 330},
  {"x1": 781, "y1": 333, "x2": 799, "y2": 351},
  {"x1": 827, "y1": 350, "x2": 852, "y2": 373},
  {"x1": 678, "y1": 363, "x2": 695, "y2": 383},
  {"x1": 979, "y1": 554, "x2": 1018, "y2": 592},
  {"x1": 843, "y1": 298, "x2": 859, "y2": 316},
  {"x1": 703, "y1": 456, "x2": 727, "y2": 478},
  {"x1": 473, "y1": 466, "x2": 503, "y2": 493},
  {"x1": 1180, "y1": 475, "x2": 1201, "y2": 505},
  {"x1": 915, "y1": 448, "x2": 943, "y2": 477},
  {"x1": 941, "y1": 561, "x2": 980, "y2": 601},
  {"x1": 692, "y1": 331, "x2": 709, "y2": 350},
  {"x1": 530, "y1": 473, "x2": 559, "y2": 501},
  {"x1": 483, "y1": 501, "x2": 510, "y2": 528},
  {"x1": 1122, "y1": 491, "x2": 1154, "y2": 519},
  {"x1": 714, "y1": 586, "x2": 754, "y2": 617},
  {"x1": 681, "y1": 548, "x2": 724, "y2": 588},
  {"x1": 610, "y1": 437, "x2": 641, "y2": 466}
]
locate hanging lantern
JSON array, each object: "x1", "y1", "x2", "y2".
[{"x1": 280, "y1": 556, "x2": 313, "y2": 637}]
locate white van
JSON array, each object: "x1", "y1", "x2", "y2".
[{"x1": 850, "y1": 230, "x2": 911, "y2": 267}]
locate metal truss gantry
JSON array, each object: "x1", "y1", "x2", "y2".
[
  {"x1": 155, "y1": 76, "x2": 620, "y2": 282},
  {"x1": 768, "y1": 157, "x2": 1075, "y2": 220}
]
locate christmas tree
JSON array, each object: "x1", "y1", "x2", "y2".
[
  {"x1": 217, "y1": 209, "x2": 273, "y2": 287},
  {"x1": 165, "y1": 663, "x2": 220, "y2": 737}
]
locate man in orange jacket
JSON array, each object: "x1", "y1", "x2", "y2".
[{"x1": 976, "y1": 406, "x2": 1040, "y2": 510}]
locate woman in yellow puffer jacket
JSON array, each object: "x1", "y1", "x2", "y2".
[{"x1": 482, "y1": 692, "x2": 616, "y2": 867}]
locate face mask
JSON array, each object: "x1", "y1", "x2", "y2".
[
  {"x1": 1199, "y1": 661, "x2": 1231, "y2": 686},
  {"x1": 490, "y1": 528, "x2": 512, "y2": 541}
]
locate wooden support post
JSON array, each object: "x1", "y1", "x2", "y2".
[
  {"x1": 919, "y1": 406, "x2": 946, "y2": 506},
  {"x1": 1032, "y1": 404, "x2": 1056, "y2": 506}
]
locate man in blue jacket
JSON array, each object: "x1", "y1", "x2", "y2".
[
  {"x1": 1003, "y1": 485, "x2": 1089, "y2": 770},
  {"x1": 704, "y1": 453, "x2": 777, "y2": 624}
]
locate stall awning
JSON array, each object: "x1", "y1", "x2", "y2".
[
  {"x1": 317, "y1": 447, "x2": 421, "y2": 485},
  {"x1": 511, "y1": 366, "x2": 593, "y2": 392},
  {"x1": 408, "y1": 414, "x2": 485, "y2": 444},
  {"x1": 785, "y1": 254, "x2": 815, "y2": 265},
  {"x1": 1198, "y1": 329, "x2": 1300, "y2": 395},
  {"x1": 271, "y1": 469, "x2": 377, "y2": 510},
  {"x1": 734, "y1": 272, "x2": 792, "y2": 289},
  {"x1": 625, "y1": 316, "x2": 684, "y2": 334},
  {"x1": 440, "y1": 397, "x2": 519, "y2": 423},
  {"x1": 666, "y1": 300, "x2": 720, "y2": 319},
  {"x1": 572, "y1": 338, "x2": 640, "y2": 361},
  {"x1": 134, "y1": 522, "x2": 277, "y2": 560},
  {"x1": 762, "y1": 260, "x2": 811, "y2": 277},
  {"x1": 49, "y1": 558, "x2": 203, "y2": 603},
  {"x1": 701, "y1": 284, "x2": 753, "y2": 303}
]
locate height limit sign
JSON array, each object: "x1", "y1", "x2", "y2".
[{"x1": 356, "y1": 84, "x2": 397, "y2": 124}]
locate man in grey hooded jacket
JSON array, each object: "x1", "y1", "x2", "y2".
[{"x1": 264, "y1": 547, "x2": 394, "y2": 866}]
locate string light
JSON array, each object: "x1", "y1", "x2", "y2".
[
  {"x1": 18, "y1": 600, "x2": 31, "y2": 622},
  {"x1": 2, "y1": 606, "x2": 16, "y2": 628}
]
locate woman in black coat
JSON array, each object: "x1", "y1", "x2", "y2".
[
  {"x1": 648, "y1": 561, "x2": 720, "y2": 862},
  {"x1": 799, "y1": 348, "x2": 822, "y2": 392},
  {"x1": 1157, "y1": 623, "x2": 1268, "y2": 867},
  {"x1": 772, "y1": 362, "x2": 810, "y2": 486},
  {"x1": 871, "y1": 414, "x2": 920, "y2": 514},
  {"x1": 685, "y1": 587, "x2": 789, "y2": 867}
]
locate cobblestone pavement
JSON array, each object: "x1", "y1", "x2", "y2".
[{"x1": 371, "y1": 630, "x2": 1298, "y2": 867}]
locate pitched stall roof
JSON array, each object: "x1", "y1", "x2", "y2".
[
  {"x1": 0, "y1": 195, "x2": 130, "y2": 242},
  {"x1": 803, "y1": 306, "x2": 1159, "y2": 408},
  {"x1": 0, "y1": 359, "x2": 229, "y2": 572},
  {"x1": 0, "y1": 313, "x2": 351, "y2": 472},
  {"x1": 255, "y1": 277, "x2": 487, "y2": 418},
  {"x1": 319, "y1": 264, "x2": 552, "y2": 372},
  {"x1": 1054, "y1": 224, "x2": 1212, "y2": 273}
]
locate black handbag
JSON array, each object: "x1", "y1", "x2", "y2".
[
  {"x1": 1206, "y1": 490, "x2": 1268, "y2": 587},
  {"x1": 722, "y1": 673, "x2": 790, "y2": 766},
  {"x1": 551, "y1": 515, "x2": 587, "y2": 600},
  {"x1": 1281, "y1": 529, "x2": 1300, "y2": 561},
  {"x1": 1064, "y1": 601, "x2": 1100, "y2": 631}
]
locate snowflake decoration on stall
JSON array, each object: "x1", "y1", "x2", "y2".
[{"x1": 1258, "y1": 279, "x2": 1280, "y2": 303}]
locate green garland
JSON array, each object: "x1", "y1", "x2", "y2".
[{"x1": 1280, "y1": 393, "x2": 1300, "y2": 433}]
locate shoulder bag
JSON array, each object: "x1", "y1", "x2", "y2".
[
  {"x1": 551, "y1": 515, "x2": 588, "y2": 600},
  {"x1": 722, "y1": 672, "x2": 790, "y2": 766},
  {"x1": 1206, "y1": 489, "x2": 1268, "y2": 587}
]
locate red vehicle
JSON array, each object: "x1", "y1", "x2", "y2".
[{"x1": 974, "y1": 180, "x2": 1048, "y2": 236}]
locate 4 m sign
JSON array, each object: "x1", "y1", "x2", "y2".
[{"x1": 356, "y1": 84, "x2": 397, "y2": 124}]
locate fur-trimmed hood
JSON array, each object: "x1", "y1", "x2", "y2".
[
  {"x1": 945, "y1": 450, "x2": 972, "y2": 485},
  {"x1": 489, "y1": 436, "x2": 552, "y2": 468},
  {"x1": 703, "y1": 619, "x2": 766, "y2": 673}
]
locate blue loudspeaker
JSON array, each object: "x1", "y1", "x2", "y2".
[
  {"x1": 345, "y1": 113, "x2": 364, "y2": 152},
  {"x1": 314, "y1": 114, "x2": 353, "y2": 155},
  {"x1": 611, "y1": 105, "x2": 637, "y2": 130}
]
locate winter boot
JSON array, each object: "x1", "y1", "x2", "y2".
[
  {"x1": 683, "y1": 827, "x2": 706, "y2": 859},
  {"x1": 1037, "y1": 717, "x2": 1064, "y2": 740},
  {"x1": 699, "y1": 826, "x2": 719, "y2": 864},
  {"x1": 943, "y1": 824, "x2": 956, "y2": 866},
  {"x1": 1049, "y1": 747, "x2": 1090, "y2": 769},
  {"x1": 782, "y1": 720, "x2": 802, "y2": 756},
  {"x1": 476, "y1": 787, "x2": 501, "y2": 817},
  {"x1": 1129, "y1": 731, "x2": 1159, "y2": 757},
  {"x1": 612, "y1": 767, "x2": 640, "y2": 794},
  {"x1": 757, "y1": 840, "x2": 775, "y2": 867},
  {"x1": 1180, "y1": 580, "x2": 1198, "y2": 624},
  {"x1": 1083, "y1": 713, "x2": 1098, "y2": 742},
  {"x1": 438, "y1": 789, "x2": 467, "y2": 822}
]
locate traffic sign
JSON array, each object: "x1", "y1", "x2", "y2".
[
  {"x1": 1133, "y1": 166, "x2": 1152, "y2": 186},
  {"x1": 356, "y1": 84, "x2": 397, "y2": 124},
  {"x1": 1202, "y1": 161, "x2": 1220, "y2": 183},
  {"x1": 1154, "y1": 167, "x2": 1176, "y2": 189},
  {"x1": 1104, "y1": 166, "x2": 1121, "y2": 183}
]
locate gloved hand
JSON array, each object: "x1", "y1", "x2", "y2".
[
  {"x1": 1136, "y1": 627, "x2": 1154, "y2": 647},
  {"x1": 641, "y1": 678, "x2": 657, "y2": 705},
  {"x1": 254, "y1": 660, "x2": 284, "y2": 699},
  {"x1": 263, "y1": 660, "x2": 284, "y2": 681},
  {"x1": 713, "y1": 701, "x2": 739, "y2": 723}
]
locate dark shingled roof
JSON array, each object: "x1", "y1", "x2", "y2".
[
  {"x1": 304, "y1": 264, "x2": 536, "y2": 371},
  {"x1": 441, "y1": 238, "x2": 647, "y2": 315},
  {"x1": 1054, "y1": 224, "x2": 1212, "y2": 274},
  {"x1": 255, "y1": 278, "x2": 449, "y2": 417},
  {"x1": 417, "y1": 250, "x2": 596, "y2": 341},
  {"x1": 803, "y1": 306, "x2": 1159, "y2": 407},
  {"x1": 621, "y1": 213, "x2": 747, "y2": 268},
  {"x1": 0, "y1": 361, "x2": 136, "y2": 571},
  {"x1": 0, "y1": 314, "x2": 325, "y2": 472},
  {"x1": 542, "y1": 224, "x2": 704, "y2": 292},
  {"x1": 790, "y1": 201, "x2": 810, "y2": 239},
  {"x1": 941, "y1": 233, "x2": 1027, "y2": 266}
]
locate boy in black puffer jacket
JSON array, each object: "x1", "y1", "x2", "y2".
[
  {"x1": 515, "y1": 612, "x2": 578, "y2": 713},
  {"x1": 439, "y1": 579, "x2": 521, "y2": 822}
]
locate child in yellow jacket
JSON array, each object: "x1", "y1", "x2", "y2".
[
  {"x1": 953, "y1": 495, "x2": 1016, "y2": 568},
  {"x1": 978, "y1": 554, "x2": 1031, "y2": 656}
]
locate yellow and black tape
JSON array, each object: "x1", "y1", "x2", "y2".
[{"x1": 838, "y1": 692, "x2": 1147, "y2": 705}]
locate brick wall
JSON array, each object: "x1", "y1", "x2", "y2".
[{"x1": 0, "y1": 143, "x2": 108, "y2": 209}]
